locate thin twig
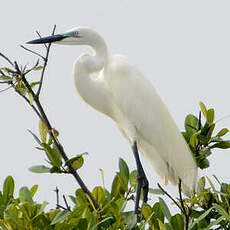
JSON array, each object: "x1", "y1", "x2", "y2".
[
  {"x1": 24, "y1": 59, "x2": 40, "y2": 74},
  {"x1": 36, "y1": 30, "x2": 48, "y2": 49},
  {"x1": 36, "y1": 25, "x2": 56, "y2": 97},
  {"x1": 14, "y1": 86, "x2": 42, "y2": 120},
  {"x1": 0, "y1": 52, "x2": 14, "y2": 67},
  {"x1": 178, "y1": 179, "x2": 190, "y2": 230},
  {"x1": 0, "y1": 81, "x2": 12, "y2": 84},
  {"x1": 0, "y1": 85, "x2": 13, "y2": 93},
  {"x1": 63, "y1": 195, "x2": 71, "y2": 211},
  {"x1": 198, "y1": 111, "x2": 202, "y2": 130},
  {"x1": 0, "y1": 69, "x2": 6, "y2": 76},
  {"x1": 157, "y1": 183, "x2": 183, "y2": 213},
  {"x1": 20, "y1": 45, "x2": 46, "y2": 61},
  {"x1": 54, "y1": 187, "x2": 59, "y2": 209},
  {"x1": 56, "y1": 204, "x2": 69, "y2": 210}
]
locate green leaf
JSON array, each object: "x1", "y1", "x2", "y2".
[
  {"x1": 184, "y1": 114, "x2": 199, "y2": 136},
  {"x1": 117, "y1": 172, "x2": 128, "y2": 192},
  {"x1": 129, "y1": 170, "x2": 137, "y2": 190},
  {"x1": 200, "y1": 122, "x2": 211, "y2": 136},
  {"x1": 4, "y1": 209, "x2": 21, "y2": 227},
  {"x1": 197, "y1": 177, "x2": 206, "y2": 194},
  {"x1": 33, "y1": 201, "x2": 49, "y2": 219},
  {"x1": 0, "y1": 67, "x2": 15, "y2": 74},
  {"x1": 77, "y1": 218, "x2": 88, "y2": 229},
  {"x1": 197, "y1": 134, "x2": 209, "y2": 145},
  {"x1": 149, "y1": 188, "x2": 165, "y2": 195},
  {"x1": 182, "y1": 131, "x2": 190, "y2": 143},
  {"x1": 216, "y1": 128, "x2": 229, "y2": 137},
  {"x1": 158, "y1": 219, "x2": 166, "y2": 230},
  {"x1": 30, "y1": 81, "x2": 41, "y2": 88},
  {"x1": 121, "y1": 211, "x2": 137, "y2": 229},
  {"x1": 28, "y1": 165, "x2": 50, "y2": 173},
  {"x1": 39, "y1": 120, "x2": 48, "y2": 143},
  {"x1": 75, "y1": 189, "x2": 88, "y2": 206},
  {"x1": 206, "y1": 176, "x2": 216, "y2": 191},
  {"x1": 159, "y1": 197, "x2": 171, "y2": 222},
  {"x1": 111, "y1": 174, "x2": 122, "y2": 198},
  {"x1": 189, "y1": 132, "x2": 199, "y2": 148},
  {"x1": 51, "y1": 210, "x2": 70, "y2": 225},
  {"x1": 71, "y1": 156, "x2": 83, "y2": 169},
  {"x1": 199, "y1": 158, "x2": 210, "y2": 169},
  {"x1": 33, "y1": 66, "x2": 44, "y2": 71},
  {"x1": 207, "y1": 108, "x2": 215, "y2": 124},
  {"x1": 29, "y1": 92, "x2": 34, "y2": 105},
  {"x1": 3, "y1": 176, "x2": 14, "y2": 204},
  {"x1": 189, "y1": 207, "x2": 213, "y2": 229},
  {"x1": 30, "y1": 184, "x2": 38, "y2": 197},
  {"x1": 28, "y1": 129, "x2": 41, "y2": 146},
  {"x1": 50, "y1": 166, "x2": 63, "y2": 173},
  {"x1": 69, "y1": 195, "x2": 76, "y2": 204},
  {"x1": 119, "y1": 158, "x2": 129, "y2": 184},
  {"x1": 19, "y1": 186, "x2": 33, "y2": 204},
  {"x1": 0, "y1": 75, "x2": 13, "y2": 82},
  {"x1": 116, "y1": 198, "x2": 127, "y2": 212},
  {"x1": 152, "y1": 202, "x2": 164, "y2": 224},
  {"x1": 210, "y1": 141, "x2": 230, "y2": 149},
  {"x1": 213, "y1": 203, "x2": 230, "y2": 221},
  {"x1": 0, "y1": 191, "x2": 3, "y2": 205},
  {"x1": 96, "y1": 216, "x2": 114, "y2": 228},
  {"x1": 206, "y1": 123, "x2": 215, "y2": 140},
  {"x1": 141, "y1": 204, "x2": 155, "y2": 228},
  {"x1": 65, "y1": 152, "x2": 88, "y2": 170},
  {"x1": 42, "y1": 143, "x2": 62, "y2": 168},
  {"x1": 199, "y1": 148, "x2": 211, "y2": 158},
  {"x1": 111, "y1": 172, "x2": 127, "y2": 197},
  {"x1": 200, "y1": 101, "x2": 208, "y2": 120},
  {"x1": 209, "y1": 136, "x2": 223, "y2": 143},
  {"x1": 92, "y1": 186, "x2": 105, "y2": 204},
  {"x1": 207, "y1": 216, "x2": 225, "y2": 229},
  {"x1": 170, "y1": 214, "x2": 184, "y2": 230}
]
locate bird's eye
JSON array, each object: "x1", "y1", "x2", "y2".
[{"x1": 74, "y1": 31, "x2": 81, "y2": 37}]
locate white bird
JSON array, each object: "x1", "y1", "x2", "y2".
[{"x1": 27, "y1": 27, "x2": 197, "y2": 213}]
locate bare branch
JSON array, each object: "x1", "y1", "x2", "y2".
[
  {"x1": 36, "y1": 30, "x2": 48, "y2": 49},
  {"x1": 20, "y1": 45, "x2": 46, "y2": 61},
  {"x1": 178, "y1": 179, "x2": 190, "y2": 230},
  {"x1": 63, "y1": 195, "x2": 71, "y2": 211},
  {"x1": 0, "y1": 52, "x2": 14, "y2": 67},
  {"x1": 36, "y1": 24, "x2": 56, "y2": 97},
  {"x1": 157, "y1": 183, "x2": 183, "y2": 213},
  {"x1": 24, "y1": 59, "x2": 40, "y2": 74},
  {"x1": 14, "y1": 86, "x2": 42, "y2": 120},
  {"x1": 0, "y1": 85, "x2": 13, "y2": 93},
  {"x1": 54, "y1": 187, "x2": 60, "y2": 209},
  {"x1": 0, "y1": 69, "x2": 6, "y2": 76}
]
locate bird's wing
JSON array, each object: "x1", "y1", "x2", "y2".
[{"x1": 104, "y1": 54, "x2": 197, "y2": 194}]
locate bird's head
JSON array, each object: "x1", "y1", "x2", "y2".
[{"x1": 27, "y1": 27, "x2": 96, "y2": 46}]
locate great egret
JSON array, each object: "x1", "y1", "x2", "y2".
[{"x1": 27, "y1": 27, "x2": 197, "y2": 213}]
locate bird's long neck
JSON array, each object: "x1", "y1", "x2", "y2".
[{"x1": 73, "y1": 35, "x2": 110, "y2": 115}]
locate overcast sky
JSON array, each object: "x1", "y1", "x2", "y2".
[{"x1": 1, "y1": 0, "x2": 230, "y2": 210}]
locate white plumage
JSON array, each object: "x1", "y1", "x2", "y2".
[{"x1": 28, "y1": 27, "x2": 197, "y2": 203}]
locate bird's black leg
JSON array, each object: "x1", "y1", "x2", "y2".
[{"x1": 132, "y1": 140, "x2": 149, "y2": 214}]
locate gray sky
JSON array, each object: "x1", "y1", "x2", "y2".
[{"x1": 1, "y1": 0, "x2": 230, "y2": 209}]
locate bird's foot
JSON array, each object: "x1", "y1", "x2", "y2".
[
  {"x1": 137, "y1": 174, "x2": 149, "y2": 203},
  {"x1": 134, "y1": 173, "x2": 149, "y2": 214}
]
